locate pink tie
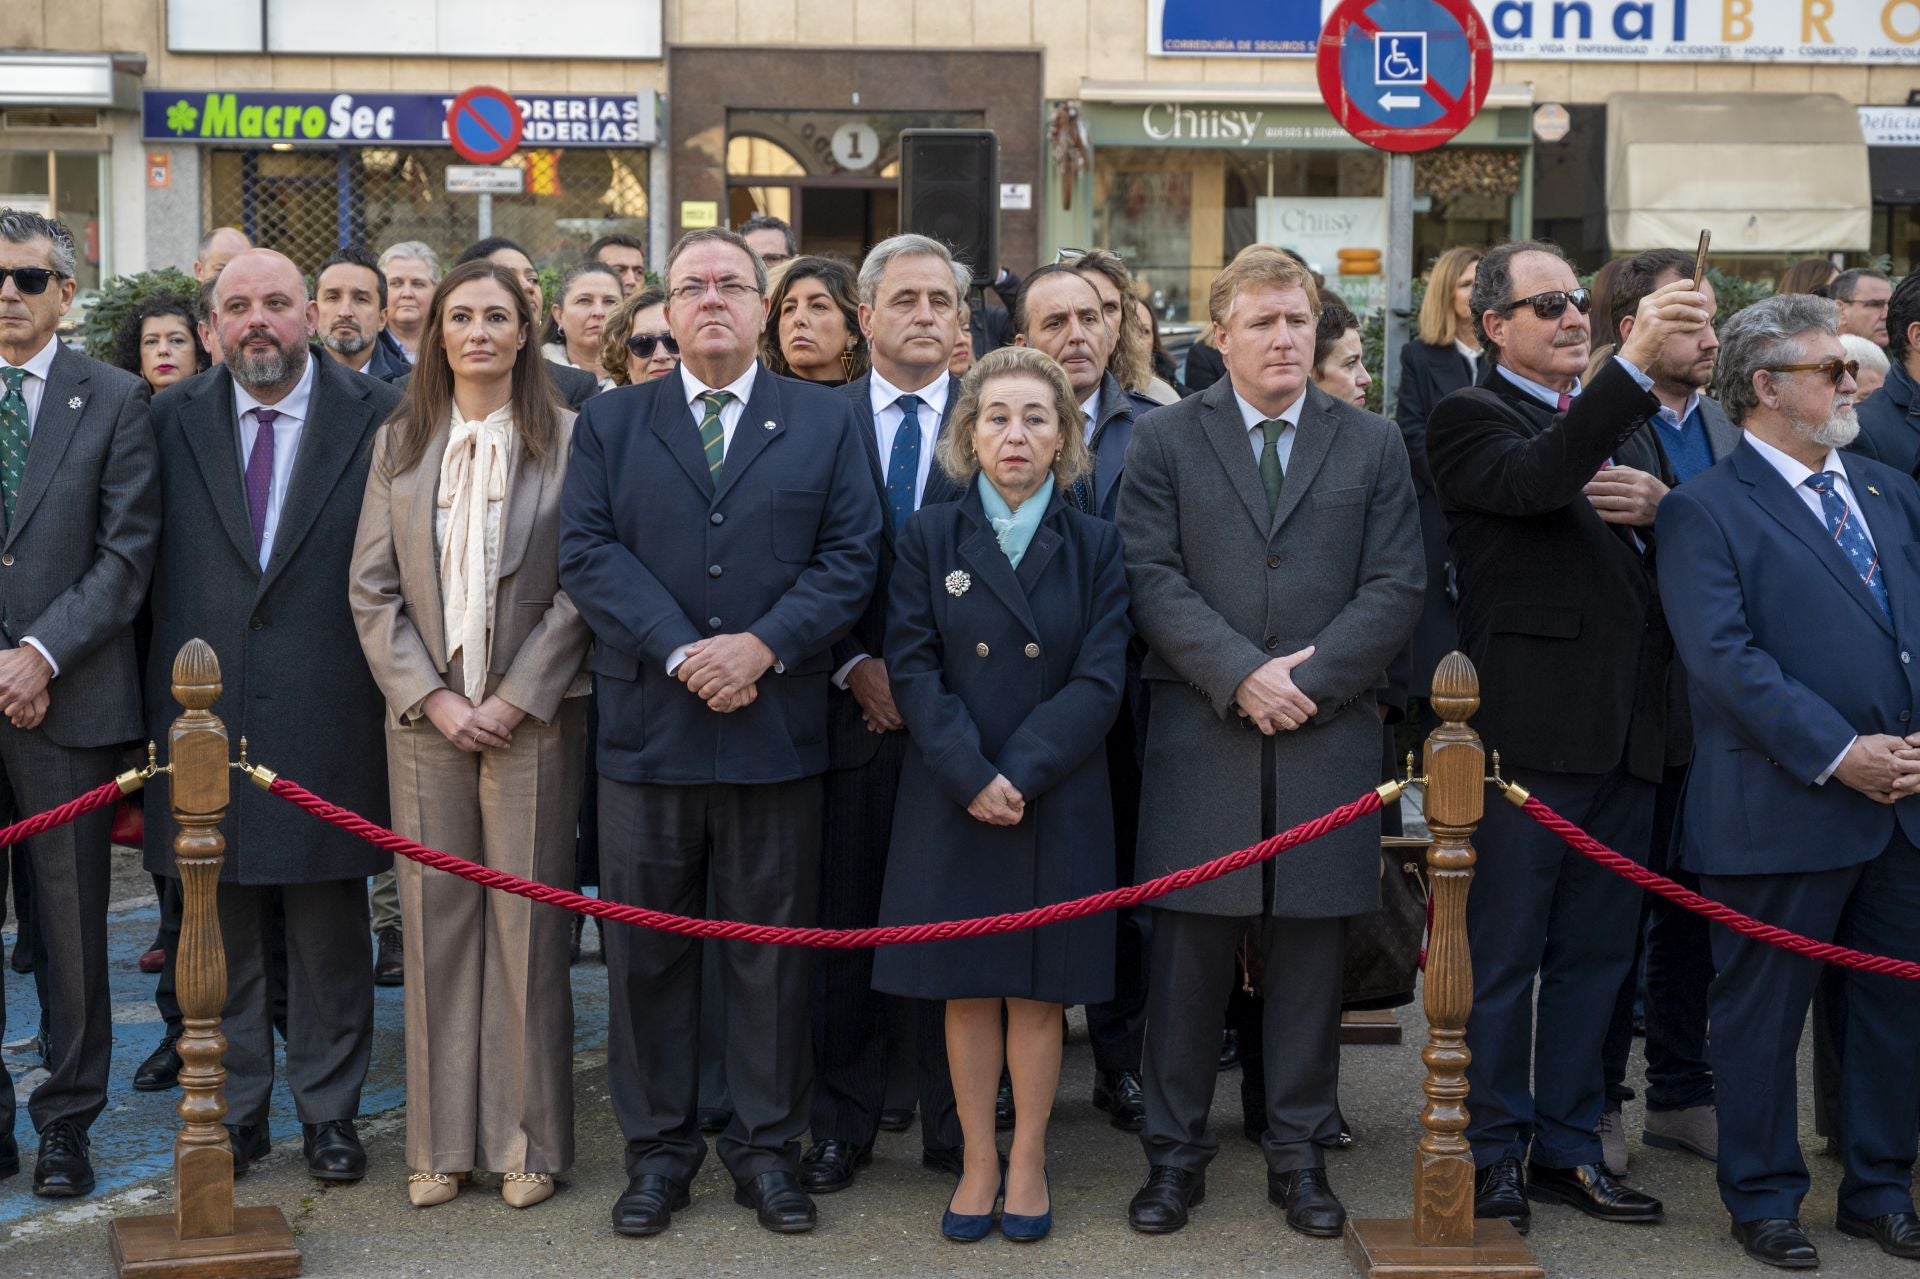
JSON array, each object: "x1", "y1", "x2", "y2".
[{"x1": 1555, "y1": 391, "x2": 1572, "y2": 413}]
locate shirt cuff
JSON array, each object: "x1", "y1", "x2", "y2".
[
  {"x1": 21, "y1": 637, "x2": 58, "y2": 678},
  {"x1": 665, "y1": 644, "x2": 690, "y2": 676},
  {"x1": 832, "y1": 654, "x2": 870, "y2": 688},
  {"x1": 1613, "y1": 354, "x2": 1654, "y2": 392},
  {"x1": 1815, "y1": 736, "x2": 1855, "y2": 786}
]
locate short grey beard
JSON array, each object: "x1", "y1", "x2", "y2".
[
  {"x1": 229, "y1": 343, "x2": 301, "y2": 392},
  {"x1": 324, "y1": 329, "x2": 372, "y2": 357},
  {"x1": 1790, "y1": 402, "x2": 1858, "y2": 450}
]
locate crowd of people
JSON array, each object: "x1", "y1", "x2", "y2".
[{"x1": 1, "y1": 202, "x2": 1917, "y2": 1270}]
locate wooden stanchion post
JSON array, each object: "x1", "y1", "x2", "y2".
[
  {"x1": 1344, "y1": 652, "x2": 1542, "y2": 1278},
  {"x1": 109, "y1": 640, "x2": 301, "y2": 1277}
]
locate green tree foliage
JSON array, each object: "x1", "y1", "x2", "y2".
[{"x1": 81, "y1": 267, "x2": 202, "y2": 362}]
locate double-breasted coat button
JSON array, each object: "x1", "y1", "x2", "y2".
[
  {"x1": 1266, "y1": 554, "x2": 1281, "y2": 568},
  {"x1": 708, "y1": 617, "x2": 722, "y2": 629},
  {"x1": 0, "y1": 553, "x2": 13, "y2": 567},
  {"x1": 708, "y1": 564, "x2": 723, "y2": 578},
  {"x1": 1024, "y1": 642, "x2": 1040, "y2": 658},
  {"x1": 710, "y1": 512, "x2": 724, "y2": 525},
  {"x1": 1264, "y1": 635, "x2": 1280, "y2": 650},
  {"x1": 976, "y1": 642, "x2": 990, "y2": 657}
]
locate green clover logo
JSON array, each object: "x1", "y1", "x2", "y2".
[{"x1": 166, "y1": 100, "x2": 199, "y2": 135}]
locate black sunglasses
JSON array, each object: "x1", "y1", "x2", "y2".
[
  {"x1": 1501, "y1": 287, "x2": 1592, "y2": 320},
  {"x1": 0, "y1": 267, "x2": 65, "y2": 296},
  {"x1": 626, "y1": 332, "x2": 679, "y2": 359},
  {"x1": 1766, "y1": 358, "x2": 1860, "y2": 386}
]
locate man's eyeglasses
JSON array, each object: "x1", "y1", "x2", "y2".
[
  {"x1": 1765, "y1": 358, "x2": 1859, "y2": 386},
  {"x1": 626, "y1": 332, "x2": 680, "y2": 359},
  {"x1": 666, "y1": 279, "x2": 760, "y2": 304},
  {"x1": 0, "y1": 267, "x2": 66, "y2": 296},
  {"x1": 1500, "y1": 287, "x2": 1591, "y2": 321}
]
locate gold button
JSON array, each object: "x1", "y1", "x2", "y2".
[
  {"x1": 975, "y1": 642, "x2": 989, "y2": 657},
  {"x1": 0, "y1": 553, "x2": 12, "y2": 567},
  {"x1": 1024, "y1": 642, "x2": 1040, "y2": 658}
]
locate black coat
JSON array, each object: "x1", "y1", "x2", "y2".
[
  {"x1": 1182, "y1": 340, "x2": 1225, "y2": 392},
  {"x1": 1427, "y1": 358, "x2": 1685, "y2": 783},
  {"x1": 1394, "y1": 339, "x2": 1477, "y2": 692},
  {"x1": 144, "y1": 354, "x2": 399, "y2": 883},
  {"x1": 871, "y1": 484, "x2": 1130, "y2": 1003},
  {"x1": 1850, "y1": 361, "x2": 1920, "y2": 478}
]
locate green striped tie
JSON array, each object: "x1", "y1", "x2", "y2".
[
  {"x1": 696, "y1": 390, "x2": 731, "y2": 478},
  {"x1": 0, "y1": 367, "x2": 29, "y2": 527}
]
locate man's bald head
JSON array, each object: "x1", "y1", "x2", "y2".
[
  {"x1": 212, "y1": 249, "x2": 316, "y2": 399},
  {"x1": 195, "y1": 226, "x2": 253, "y2": 283}
]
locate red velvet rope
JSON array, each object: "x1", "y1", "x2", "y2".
[
  {"x1": 1519, "y1": 793, "x2": 1920, "y2": 981},
  {"x1": 0, "y1": 779, "x2": 127, "y2": 850},
  {"x1": 264, "y1": 775, "x2": 1382, "y2": 948}
]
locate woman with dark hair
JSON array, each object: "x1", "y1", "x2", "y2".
[
  {"x1": 1310, "y1": 297, "x2": 1371, "y2": 409},
  {"x1": 542, "y1": 262, "x2": 622, "y2": 386},
  {"x1": 350, "y1": 260, "x2": 591, "y2": 1211},
  {"x1": 598, "y1": 285, "x2": 678, "y2": 387},
  {"x1": 113, "y1": 293, "x2": 209, "y2": 393},
  {"x1": 764, "y1": 255, "x2": 866, "y2": 383}
]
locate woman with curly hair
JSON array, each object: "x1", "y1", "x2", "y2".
[
  {"x1": 113, "y1": 293, "x2": 209, "y2": 393},
  {"x1": 596, "y1": 285, "x2": 678, "y2": 387},
  {"x1": 763, "y1": 255, "x2": 866, "y2": 384}
]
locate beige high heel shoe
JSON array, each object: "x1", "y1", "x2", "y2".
[
  {"x1": 407, "y1": 1171, "x2": 467, "y2": 1207},
  {"x1": 501, "y1": 1172, "x2": 555, "y2": 1209}
]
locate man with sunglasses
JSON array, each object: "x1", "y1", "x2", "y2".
[
  {"x1": 1655, "y1": 293, "x2": 1920, "y2": 1270},
  {"x1": 1427, "y1": 238, "x2": 1710, "y2": 1236},
  {"x1": 0, "y1": 208, "x2": 161, "y2": 1196}
]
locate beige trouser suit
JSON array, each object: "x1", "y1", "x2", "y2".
[{"x1": 350, "y1": 408, "x2": 591, "y2": 1174}]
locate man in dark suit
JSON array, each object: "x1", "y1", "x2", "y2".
[
  {"x1": 1595, "y1": 248, "x2": 1738, "y2": 1175},
  {"x1": 315, "y1": 246, "x2": 409, "y2": 382},
  {"x1": 451, "y1": 237, "x2": 599, "y2": 409},
  {"x1": 1013, "y1": 263, "x2": 1157, "y2": 1129},
  {"x1": 1117, "y1": 247, "x2": 1423, "y2": 1238},
  {"x1": 1658, "y1": 292, "x2": 1920, "y2": 1270},
  {"x1": 1850, "y1": 270, "x2": 1920, "y2": 475},
  {"x1": 0, "y1": 208, "x2": 161, "y2": 1196},
  {"x1": 146, "y1": 248, "x2": 399, "y2": 1184},
  {"x1": 800, "y1": 233, "x2": 965, "y2": 1195},
  {"x1": 1428, "y1": 239, "x2": 1706, "y2": 1233},
  {"x1": 560, "y1": 227, "x2": 880, "y2": 1238}
]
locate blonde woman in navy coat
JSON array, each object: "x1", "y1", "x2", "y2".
[{"x1": 872, "y1": 346, "x2": 1132, "y2": 1243}]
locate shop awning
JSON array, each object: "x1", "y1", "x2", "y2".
[
  {"x1": 0, "y1": 52, "x2": 144, "y2": 111},
  {"x1": 1607, "y1": 93, "x2": 1870, "y2": 253}
]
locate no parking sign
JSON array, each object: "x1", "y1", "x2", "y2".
[
  {"x1": 1316, "y1": 0, "x2": 1493, "y2": 154},
  {"x1": 445, "y1": 86, "x2": 524, "y2": 166}
]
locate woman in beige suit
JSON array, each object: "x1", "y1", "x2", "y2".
[{"x1": 350, "y1": 259, "x2": 592, "y2": 1210}]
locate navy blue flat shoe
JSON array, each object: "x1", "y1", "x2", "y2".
[
  {"x1": 941, "y1": 1164, "x2": 1004, "y2": 1243},
  {"x1": 1001, "y1": 1168, "x2": 1052, "y2": 1242}
]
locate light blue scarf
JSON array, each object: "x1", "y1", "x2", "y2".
[{"x1": 977, "y1": 472, "x2": 1054, "y2": 568}]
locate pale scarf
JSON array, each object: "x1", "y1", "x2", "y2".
[{"x1": 435, "y1": 403, "x2": 515, "y2": 704}]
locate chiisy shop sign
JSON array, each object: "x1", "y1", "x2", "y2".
[{"x1": 142, "y1": 90, "x2": 656, "y2": 146}]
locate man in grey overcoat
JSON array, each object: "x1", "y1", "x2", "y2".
[
  {"x1": 146, "y1": 249, "x2": 399, "y2": 1184},
  {"x1": 1116, "y1": 247, "x2": 1423, "y2": 1238}
]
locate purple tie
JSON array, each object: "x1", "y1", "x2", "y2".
[
  {"x1": 246, "y1": 407, "x2": 278, "y2": 552},
  {"x1": 1555, "y1": 391, "x2": 1572, "y2": 412}
]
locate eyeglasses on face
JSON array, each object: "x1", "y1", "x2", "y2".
[
  {"x1": 0, "y1": 266, "x2": 66, "y2": 296},
  {"x1": 626, "y1": 332, "x2": 680, "y2": 359},
  {"x1": 667, "y1": 279, "x2": 761, "y2": 304},
  {"x1": 1500, "y1": 287, "x2": 1591, "y2": 320},
  {"x1": 1765, "y1": 358, "x2": 1859, "y2": 386}
]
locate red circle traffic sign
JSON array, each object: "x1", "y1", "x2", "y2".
[
  {"x1": 1316, "y1": 0, "x2": 1493, "y2": 155},
  {"x1": 446, "y1": 86, "x2": 524, "y2": 166}
]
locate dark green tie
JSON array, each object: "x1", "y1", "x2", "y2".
[
  {"x1": 0, "y1": 367, "x2": 30, "y2": 527},
  {"x1": 696, "y1": 390, "x2": 731, "y2": 477},
  {"x1": 1259, "y1": 418, "x2": 1287, "y2": 514}
]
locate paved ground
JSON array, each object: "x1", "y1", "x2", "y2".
[{"x1": 0, "y1": 849, "x2": 1902, "y2": 1277}]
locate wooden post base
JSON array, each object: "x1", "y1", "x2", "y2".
[
  {"x1": 108, "y1": 1206, "x2": 301, "y2": 1278},
  {"x1": 1340, "y1": 1008, "x2": 1405, "y2": 1045},
  {"x1": 1344, "y1": 1217, "x2": 1543, "y2": 1279}
]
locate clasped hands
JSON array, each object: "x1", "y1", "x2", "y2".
[
  {"x1": 0, "y1": 646, "x2": 52, "y2": 731},
  {"x1": 423, "y1": 688, "x2": 526, "y2": 752},
  {"x1": 1835, "y1": 733, "x2": 1920, "y2": 805},
  {"x1": 969, "y1": 774, "x2": 1025, "y2": 826},
  {"x1": 1234, "y1": 645, "x2": 1316, "y2": 734},
  {"x1": 678, "y1": 632, "x2": 775, "y2": 714}
]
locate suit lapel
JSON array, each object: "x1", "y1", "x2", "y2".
[
  {"x1": 1199, "y1": 378, "x2": 1272, "y2": 537},
  {"x1": 497, "y1": 416, "x2": 560, "y2": 579},
  {"x1": 1014, "y1": 494, "x2": 1070, "y2": 596},
  {"x1": 181, "y1": 368, "x2": 259, "y2": 571},
  {"x1": 713, "y1": 367, "x2": 782, "y2": 504},
  {"x1": 651, "y1": 375, "x2": 717, "y2": 498},
  {"x1": 258, "y1": 355, "x2": 374, "y2": 599},
  {"x1": 1736, "y1": 443, "x2": 1895, "y2": 637},
  {"x1": 8, "y1": 345, "x2": 88, "y2": 546},
  {"x1": 1271, "y1": 385, "x2": 1336, "y2": 535},
  {"x1": 396, "y1": 416, "x2": 452, "y2": 664},
  {"x1": 956, "y1": 487, "x2": 1037, "y2": 637}
]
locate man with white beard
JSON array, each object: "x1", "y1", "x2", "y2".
[{"x1": 1656, "y1": 293, "x2": 1920, "y2": 1272}]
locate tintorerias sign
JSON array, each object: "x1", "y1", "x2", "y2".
[{"x1": 143, "y1": 90, "x2": 653, "y2": 146}]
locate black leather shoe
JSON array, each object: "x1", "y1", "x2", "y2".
[
  {"x1": 877, "y1": 1107, "x2": 915, "y2": 1133},
  {"x1": 1269, "y1": 1166, "x2": 1347, "y2": 1237},
  {"x1": 612, "y1": 1174, "x2": 689, "y2": 1237},
  {"x1": 1526, "y1": 1161, "x2": 1662, "y2": 1223},
  {"x1": 1732, "y1": 1218, "x2": 1820, "y2": 1269},
  {"x1": 1093, "y1": 1069, "x2": 1146, "y2": 1133},
  {"x1": 227, "y1": 1122, "x2": 270, "y2": 1177},
  {"x1": 32, "y1": 1120, "x2": 94, "y2": 1198},
  {"x1": 1218, "y1": 1028, "x2": 1242, "y2": 1071},
  {"x1": 798, "y1": 1139, "x2": 870, "y2": 1194},
  {"x1": 302, "y1": 1120, "x2": 366, "y2": 1182},
  {"x1": 733, "y1": 1170, "x2": 817, "y2": 1233},
  {"x1": 995, "y1": 1077, "x2": 1015, "y2": 1131},
  {"x1": 132, "y1": 1030, "x2": 183, "y2": 1091},
  {"x1": 1837, "y1": 1209, "x2": 1920, "y2": 1260},
  {"x1": 1, "y1": 1132, "x2": 19, "y2": 1178},
  {"x1": 697, "y1": 1108, "x2": 732, "y2": 1134},
  {"x1": 1128, "y1": 1166, "x2": 1205, "y2": 1234},
  {"x1": 922, "y1": 1145, "x2": 965, "y2": 1177},
  {"x1": 373, "y1": 926, "x2": 403, "y2": 987},
  {"x1": 1474, "y1": 1157, "x2": 1531, "y2": 1235}
]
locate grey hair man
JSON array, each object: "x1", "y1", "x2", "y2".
[
  {"x1": 0, "y1": 207, "x2": 161, "y2": 1196},
  {"x1": 1830, "y1": 268, "x2": 1892, "y2": 348},
  {"x1": 377, "y1": 240, "x2": 440, "y2": 368}
]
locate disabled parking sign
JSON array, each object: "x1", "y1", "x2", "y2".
[{"x1": 1317, "y1": 0, "x2": 1492, "y2": 154}]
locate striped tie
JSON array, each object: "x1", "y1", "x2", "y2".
[
  {"x1": 696, "y1": 390, "x2": 730, "y2": 477},
  {"x1": 1805, "y1": 471, "x2": 1889, "y2": 619}
]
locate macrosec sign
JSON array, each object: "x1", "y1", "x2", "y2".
[{"x1": 143, "y1": 90, "x2": 655, "y2": 146}]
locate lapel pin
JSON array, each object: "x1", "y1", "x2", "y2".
[
  {"x1": 1869, "y1": 485, "x2": 1883, "y2": 497},
  {"x1": 945, "y1": 570, "x2": 971, "y2": 597},
  {"x1": 763, "y1": 419, "x2": 776, "y2": 431},
  {"x1": 68, "y1": 397, "x2": 82, "y2": 409}
]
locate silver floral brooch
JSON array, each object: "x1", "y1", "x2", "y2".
[
  {"x1": 68, "y1": 397, "x2": 82, "y2": 409},
  {"x1": 945, "y1": 570, "x2": 971, "y2": 597}
]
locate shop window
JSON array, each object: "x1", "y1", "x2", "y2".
[{"x1": 0, "y1": 150, "x2": 106, "y2": 289}]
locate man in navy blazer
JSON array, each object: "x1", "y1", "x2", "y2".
[
  {"x1": 560, "y1": 227, "x2": 880, "y2": 1239},
  {"x1": 1657, "y1": 293, "x2": 1920, "y2": 1271}
]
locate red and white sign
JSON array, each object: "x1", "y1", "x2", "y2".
[
  {"x1": 1316, "y1": 0, "x2": 1493, "y2": 155},
  {"x1": 445, "y1": 86, "x2": 524, "y2": 167}
]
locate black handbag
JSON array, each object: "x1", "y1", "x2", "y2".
[{"x1": 1340, "y1": 836, "x2": 1430, "y2": 1011}]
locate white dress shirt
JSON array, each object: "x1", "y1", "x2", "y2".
[
  {"x1": 1743, "y1": 430, "x2": 1874, "y2": 784},
  {"x1": 1233, "y1": 385, "x2": 1305, "y2": 473},
  {"x1": 1079, "y1": 386, "x2": 1103, "y2": 449},
  {"x1": 2, "y1": 334, "x2": 63, "y2": 673},
  {"x1": 233, "y1": 354, "x2": 315, "y2": 571}
]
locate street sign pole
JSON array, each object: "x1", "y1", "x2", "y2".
[
  {"x1": 478, "y1": 192, "x2": 492, "y2": 240},
  {"x1": 445, "y1": 86, "x2": 525, "y2": 247},
  {"x1": 1383, "y1": 152, "x2": 1413, "y2": 418}
]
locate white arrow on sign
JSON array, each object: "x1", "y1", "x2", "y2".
[{"x1": 1379, "y1": 93, "x2": 1422, "y2": 111}]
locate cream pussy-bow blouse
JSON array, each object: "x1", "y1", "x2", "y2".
[{"x1": 434, "y1": 402, "x2": 514, "y2": 704}]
